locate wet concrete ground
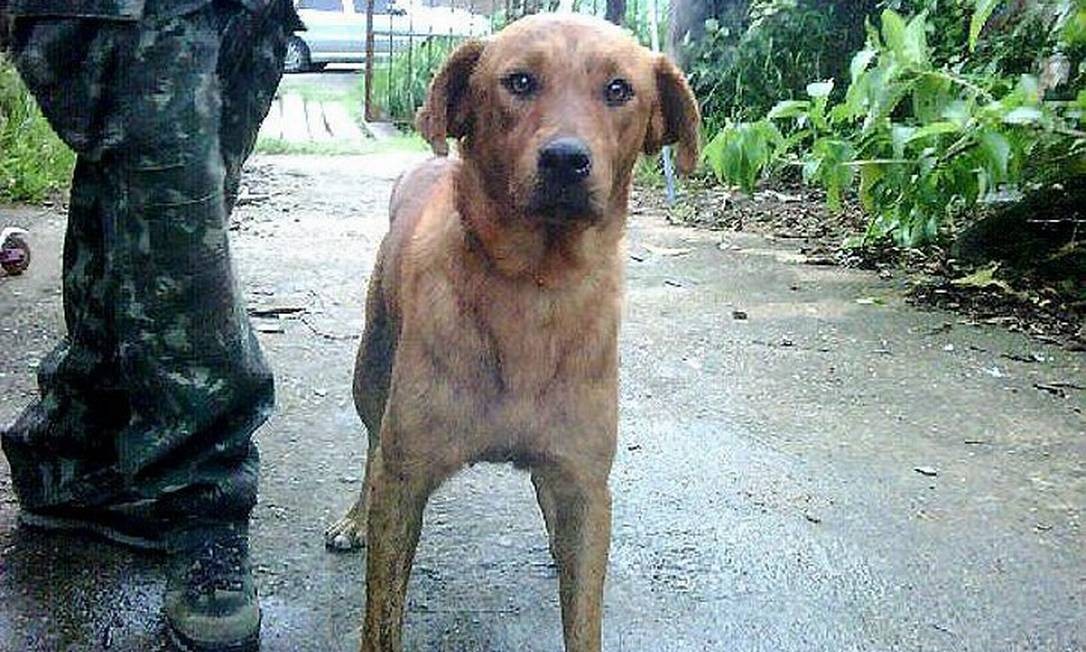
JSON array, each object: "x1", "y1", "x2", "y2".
[{"x1": 1, "y1": 153, "x2": 1083, "y2": 651}]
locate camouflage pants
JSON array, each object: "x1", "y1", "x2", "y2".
[{"x1": 1, "y1": 1, "x2": 294, "y2": 546}]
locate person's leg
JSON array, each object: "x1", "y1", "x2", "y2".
[
  {"x1": 3, "y1": 7, "x2": 291, "y2": 649},
  {"x1": 109, "y1": 5, "x2": 295, "y2": 650},
  {"x1": 0, "y1": 18, "x2": 164, "y2": 544},
  {"x1": 3, "y1": 9, "x2": 270, "y2": 538},
  {"x1": 3, "y1": 156, "x2": 133, "y2": 507},
  {"x1": 107, "y1": 3, "x2": 273, "y2": 513},
  {"x1": 3, "y1": 8, "x2": 268, "y2": 651},
  {"x1": 3, "y1": 5, "x2": 296, "y2": 525}
]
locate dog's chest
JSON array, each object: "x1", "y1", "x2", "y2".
[
  {"x1": 417, "y1": 274, "x2": 619, "y2": 410},
  {"x1": 402, "y1": 248, "x2": 621, "y2": 448},
  {"x1": 478, "y1": 288, "x2": 616, "y2": 395}
]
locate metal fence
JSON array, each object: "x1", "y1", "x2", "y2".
[{"x1": 362, "y1": 0, "x2": 668, "y2": 123}]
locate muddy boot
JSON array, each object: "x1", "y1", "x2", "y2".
[{"x1": 165, "y1": 523, "x2": 260, "y2": 652}]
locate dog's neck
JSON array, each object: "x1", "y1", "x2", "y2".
[{"x1": 454, "y1": 159, "x2": 628, "y2": 290}]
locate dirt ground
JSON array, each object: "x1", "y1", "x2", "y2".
[
  {"x1": 656, "y1": 179, "x2": 1086, "y2": 349},
  {"x1": 1, "y1": 152, "x2": 1084, "y2": 651}
]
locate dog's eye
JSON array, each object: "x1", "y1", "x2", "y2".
[
  {"x1": 502, "y1": 72, "x2": 538, "y2": 97},
  {"x1": 604, "y1": 78, "x2": 634, "y2": 105}
]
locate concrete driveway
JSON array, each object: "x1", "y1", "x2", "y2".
[{"x1": 1, "y1": 152, "x2": 1082, "y2": 651}]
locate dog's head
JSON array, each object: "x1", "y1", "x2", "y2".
[{"x1": 417, "y1": 14, "x2": 700, "y2": 227}]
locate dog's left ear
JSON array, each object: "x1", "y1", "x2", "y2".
[
  {"x1": 416, "y1": 39, "x2": 487, "y2": 156},
  {"x1": 643, "y1": 55, "x2": 701, "y2": 175}
]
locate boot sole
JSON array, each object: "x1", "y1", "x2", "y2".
[
  {"x1": 18, "y1": 511, "x2": 168, "y2": 552},
  {"x1": 166, "y1": 613, "x2": 261, "y2": 652}
]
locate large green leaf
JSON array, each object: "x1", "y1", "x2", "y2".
[
  {"x1": 903, "y1": 12, "x2": 930, "y2": 66},
  {"x1": 906, "y1": 121, "x2": 960, "y2": 144},
  {"x1": 850, "y1": 49, "x2": 877, "y2": 82},
  {"x1": 942, "y1": 100, "x2": 972, "y2": 127},
  {"x1": 976, "y1": 130, "x2": 1011, "y2": 184},
  {"x1": 807, "y1": 80, "x2": 835, "y2": 99},
  {"x1": 1002, "y1": 107, "x2": 1043, "y2": 125},
  {"x1": 881, "y1": 9, "x2": 908, "y2": 62},
  {"x1": 767, "y1": 100, "x2": 810, "y2": 120},
  {"x1": 1064, "y1": 7, "x2": 1086, "y2": 46},
  {"x1": 858, "y1": 162, "x2": 885, "y2": 212},
  {"x1": 969, "y1": 0, "x2": 1003, "y2": 51},
  {"x1": 891, "y1": 124, "x2": 916, "y2": 158},
  {"x1": 912, "y1": 73, "x2": 951, "y2": 123},
  {"x1": 703, "y1": 121, "x2": 782, "y2": 194},
  {"x1": 805, "y1": 138, "x2": 857, "y2": 212}
]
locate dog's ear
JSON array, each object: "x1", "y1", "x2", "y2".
[
  {"x1": 416, "y1": 39, "x2": 487, "y2": 156},
  {"x1": 643, "y1": 55, "x2": 701, "y2": 175}
]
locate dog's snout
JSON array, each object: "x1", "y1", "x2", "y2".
[{"x1": 538, "y1": 138, "x2": 592, "y2": 184}]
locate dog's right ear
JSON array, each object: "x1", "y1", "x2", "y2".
[
  {"x1": 416, "y1": 39, "x2": 487, "y2": 156},
  {"x1": 643, "y1": 54, "x2": 701, "y2": 175}
]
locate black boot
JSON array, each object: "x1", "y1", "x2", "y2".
[{"x1": 165, "y1": 522, "x2": 261, "y2": 652}]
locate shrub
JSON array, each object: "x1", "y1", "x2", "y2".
[{"x1": 703, "y1": 3, "x2": 1086, "y2": 247}]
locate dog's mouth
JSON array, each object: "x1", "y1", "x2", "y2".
[{"x1": 527, "y1": 183, "x2": 600, "y2": 224}]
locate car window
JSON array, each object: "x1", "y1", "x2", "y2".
[
  {"x1": 353, "y1": 0, "x2": 391, "y2": 13},
  {"x1": 298, "y1": 0, "x2": 343, "y2": 11}
]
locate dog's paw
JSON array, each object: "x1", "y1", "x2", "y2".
[{"x1": 324, "y1": 515, "x2": 365, "y2": 552}]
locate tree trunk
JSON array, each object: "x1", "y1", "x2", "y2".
[
  {"x1": 668, "y1": 0, "x2": 749, "y2": 66},
  {"x1": 0, "y1": 0, "x2": 10, "y2": 52},
  {"x1": 605, "y1": 0, "x2": 625, "y2": 25}
]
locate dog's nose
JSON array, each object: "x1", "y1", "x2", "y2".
[{"x1": 538, "y1": 138, "x2": 592, "y2": 184}]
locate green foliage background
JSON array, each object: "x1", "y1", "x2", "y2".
[
  {"x1": 366, "y1": 36, "x2": 461, "y2": 124},
  {"x1": 686, "y1": 0, "x2": 870, "y2": 133},
  {"x1": 689, "y1": 0, "x2": 1086, "y2": 131},
  {"x1": 0, "y1": 55, "x2": 74, "y2": 203}
]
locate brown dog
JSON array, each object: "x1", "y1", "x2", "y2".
[{"x1": 325, "y1": 13, "x2": 699, "y2": 652}]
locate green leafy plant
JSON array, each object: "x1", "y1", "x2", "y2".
[
  {"x1": 703, "y1": 5, "x2": 1086, "y2": 247},
  {"x1": 0, "y1": 55, "x2": 75, "y2": 202},
  {"x1": 701, "y1": 119, "x2": 782, "y2": 193}
]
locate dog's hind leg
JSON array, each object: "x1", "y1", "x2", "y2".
[
  {"x1": 326, "y1": 262, "x2": 396, "y2": 552},
  {"x1": 532, "y1": 465, "x2": 612, "y2": 652}
]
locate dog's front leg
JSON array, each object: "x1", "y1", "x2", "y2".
[
  {"x1": 531, "y1": 470, "x2": 560, "y2": 560},
  {"x1": 532, "y1": 464, "x2": 612, "y2": 652},
  {"x1": 362, "y1": 442, "x2": 448, "y2": 652}
]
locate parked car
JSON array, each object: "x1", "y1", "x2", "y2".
[{"x1": 288, "y1": 0, "x2": 492, "y2": 72}]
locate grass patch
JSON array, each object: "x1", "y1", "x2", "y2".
[
  {"x1": 278, "y1": 71, "x2": 367, "y2": 124},
  {"x1": 0, "y1": 55, "x2": 74, "y2": 203},
  {"x1": 254, "y1": 132, "x2": 429, "y2": 156},
  {"x1": 278, "y1": 73, "x2": 362, "y2": 103}
]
